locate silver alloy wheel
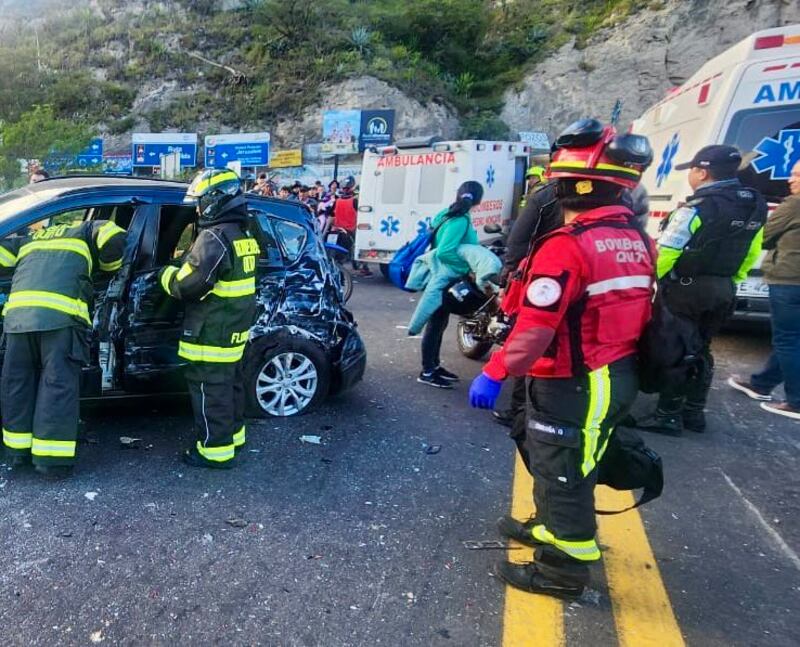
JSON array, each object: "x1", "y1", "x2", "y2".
[
  {"x1": 457, "y1": 321, "x2": 479, "y2": 350},
  {"x1": 255, "y1": 351, "x2": 319, "y2": 416}
]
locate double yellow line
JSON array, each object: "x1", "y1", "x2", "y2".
[{"x1": 502, "y1": 455, "x2": 684, "y2": 646}]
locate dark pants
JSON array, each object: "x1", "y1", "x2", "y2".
[
  {"x1": 185, "y1": 361, "x2": 245, "y2": 463},
  {"x1": 517, "y1": 357, "x2": 639, "y2": 585},
  {"x1": 1, "y1": 328, "x2": 87, "y2": 467},
  {"x1": 657, "y1": 276, "x2": 735, "y2": 415},
  {"x1": 421, "y1": 306, "x2": 450, "y2": 373},
  {"x1": 751, "y1": 284, "x2": 800, "y2": 408}
]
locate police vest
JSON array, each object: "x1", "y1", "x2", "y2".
[
  {"x1": 0, "y1": 220, "x2": 126, "y2": 333},
  {"x1": 535, "y1": 212, "x2": 654, "y2": 378},
  {"x1": 179, "y1": 223, "x2": 259, "y2": 365},
  {"x1": 673, "y1": 183, "x2": 767, "y2": 278}
]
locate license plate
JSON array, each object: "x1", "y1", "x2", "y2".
[{"x1": 737, "y1": 278, "x2": 769, "y2": 299}]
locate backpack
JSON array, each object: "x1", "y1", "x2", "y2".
[
  {"x1": 387, "y1": 217, "x2": 447, "y2": 291},
  {"x1": 596, "y1": 426, "x2": 664, "y2": 514}
]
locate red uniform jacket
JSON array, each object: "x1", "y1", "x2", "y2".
[
  {"x1": 333, "y1": 195, "x2": 357, "y2": 233},
  {"x1": 484, "y1": 206, "x2": 655, "y2": 379}
]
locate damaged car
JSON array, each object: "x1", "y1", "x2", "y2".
[{"x1": 0, "y1": 177, "x2": 366, "y2": 417}]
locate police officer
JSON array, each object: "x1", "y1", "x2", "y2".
[
  {"x1": 519, "y1": 165, "x2": 546, "y2": 209},
  {"x1": 0, "y1": 217, "x2": 126, "y2": 476},
  {"x1": 638, "y1": 145, "x2": 767, "y2": 435},
  {"x1": 469, "y1": 118, "x2": 655, "y2": 598},
  {"x1": 159, "y1": 169, "x2": 260, "y2": 469}
]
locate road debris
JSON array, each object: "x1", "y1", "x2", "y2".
[
  {"x1": 300, "y1": 435, "x2": 322, "y2": 445},
  {"x1": 226, "y1": 517, "x2": 248, "y2": 528},
  {"x1": 119, "y1": 436, "x2": 141, "y2": 449},
  {"x1": 462, "y1": 540, "x2": 519, "y2": 551},
  {"x1": 84, "y1": 492, "x2": 99, "y2": 502},
  {"x1": 425, "y1": 445, "x2": 442, "y2": 455},
  {"x1": 89, "y1": 630, "x2": 104, "y2": 643}
]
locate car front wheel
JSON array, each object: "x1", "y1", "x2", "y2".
[{"x1": 244, "y1": 338, "x2": 331, "y2": 417}]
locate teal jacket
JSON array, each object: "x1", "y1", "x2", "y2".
[{"x1": 431, "y1": 209, "x2": 479, "y2": 276}]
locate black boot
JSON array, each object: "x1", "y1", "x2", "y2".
[
  {"x1": 7, "y1": 453, "x2": 31, "y2": 468},
  {"x1": 182, "y1": 446, "x2": 235, "y2": 470},
  {"x1": 494, "y1": 561, "x2": 584, "y2": 599},
  {"x1": 492, "y1": 409, "x2": 514, "y2": 428},
  {"x1": 34, "y1": 464, "x2": 74, "y2": 479},
  {"x1": 636, "y1": 410, "x2": 683, "y2": 436},
  {"x1": 682, "y1": 408, "x2": 706, "y2": 433},
  {"x1": 497, "y1": 516, "x2": 544, "y2": 548}
]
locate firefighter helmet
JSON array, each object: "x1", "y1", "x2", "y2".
[{"x1": 185, "y1": 168, "x2": 245, "y2": 226}]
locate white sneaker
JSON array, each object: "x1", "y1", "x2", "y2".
[
  {"x1": 760, "y1": 402, "x2": 800, "y2": 420},
  {"x1": 727, "y1": 375, "x2": 773, "y2": 401}
]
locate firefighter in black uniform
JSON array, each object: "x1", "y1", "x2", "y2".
[
  {"x1": 0, "y1": 217, "x2": 126, "y2": 476},
  {"x1": 159, "y1": 169, "x2": 260, "y2": 469},
  {"x1": 638, "y1": 145, "x2": 767, "y2": 435}
]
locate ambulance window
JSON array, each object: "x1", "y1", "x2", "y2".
[
  {"x1": 382, "y1": 167, "x2": 406, "y2": 204},
  {"x1": 724, "y1": 105, "x2": 800, "y2": 202},
  {"x1": 418, "y1": 165, "x2": 446, "y2": 204}
]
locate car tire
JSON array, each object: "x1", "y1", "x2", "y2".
[
  {"x1": 244, "y1": 337, "x2": 331, "y2": 418},
  {"x1": 456, "y1": 319, "x2": 494, "y2": 360},
  {"x1": 379, "y1": 263, "x2": 390, "y2": 280}
]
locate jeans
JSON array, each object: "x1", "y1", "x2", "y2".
[
  {"x1": 421, "y1": 306, "x2": 450, "y2": 373},
  {"x1": 751, "y1": 284, "x2": 800, "y2": 408}
]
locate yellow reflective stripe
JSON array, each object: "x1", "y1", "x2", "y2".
[
  {"x1": 196, "y1": 440, "x2": 235, "y2": 462},
  {"x1": 3, "y1": 428, "x2": 32, "y2": 450},
  {"x1": 531, "y1": 524, "x2": 601, "y2": 562},
  {"x1": 99, "y1": 258, "x2": 122, "y2": 272},
  {"x1": 210, "y1": 277, "x2": 256, "y2": 298},
  {"x1": 178, "y1": 341, "x2": 246, "y2": 363},
  {"x1": 581, "y1": 366, "x2": 611, "y2": 477},
  {"x1": 31, "y1": 437, "x2": 76, "y2": 458},
  {"x1": 0, "y1": 245, "x2": 17, "y2": 267},
  {"x1": 4, "y1": 290, "x2": 91, "y2": 325},
  {"x1": 19, "y1": 238, "x2": 93, "y2": 272},
  {"x1": 193, "y1": 170, "x2": 239, "y2": 195},
  {"x1": 160, "y1": 266, "x2": 178, "y2": 294},
  {"x1": 96, "y1": 221, "x2": 125, "y2": 250},
  {"x1": 233, "y1": 425, "x2": 246, "y2": 447},
  {"x1": 176, "y1": 262, "x2": 194, "y2": 281},
  {"x1": 550, "y1": 160, "x2": 641, "y2": 177}
]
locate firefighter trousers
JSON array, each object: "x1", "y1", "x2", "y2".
[
  {"x1": 185, "y1": 361, "x2": 246, "y2": 464},
  {"x1": 1, "y1": 327, "x2": 88, "y2": 467},
  {"x1": 519, "y1": 356, "x2": 639, "y2": 586}
]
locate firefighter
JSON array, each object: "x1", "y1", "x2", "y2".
[
  {"x1": 637, "y1": 145, "x2": 767, "y2": 435},
  {"x1": 0, "y1": 216, "x2": 127, "y2": 476},
  {"x1": 159, "y1": 168, "x2": 260, "y2": 469},
  {"x1": 468, "y1": 118, "x2": 655, "y2": 598}
]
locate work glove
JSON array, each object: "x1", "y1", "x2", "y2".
[{"x1": 469, "y1": 373, "x2": 503, "y2": 410}]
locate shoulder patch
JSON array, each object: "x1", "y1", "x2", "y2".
[
  {"x1": 526, "y1": 277, "x2": 562, "y2": 307},
  {"x1": 659, "y1": 206, "x2": 697, "y2": 250}
]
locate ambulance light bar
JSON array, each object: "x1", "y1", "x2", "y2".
[{"x1": 432, "y1": 143, "x2": 452, "y2": 152}]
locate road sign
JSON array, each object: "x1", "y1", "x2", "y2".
[
  {"x1": 132, "y1": 133, "x2": 198, "y2": 168},
  {"x1": 76, "y1": 138, "x2": 104, "y2": 167},
  {"x1": 518, "y1": 131, "x2": 550, "y2": 150},
  {"x1": 269, "y1": 149, "x2": 303, "y2": 168},
  {"x1": 103, "y1": 155, "x2": 132, "y2": 175},
  {"x1": 204, "y1": 133, "x2": 270, "y2": 168}
]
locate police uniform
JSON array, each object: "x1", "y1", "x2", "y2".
[
  {"x1": 159, "y1": 188, "x2": 259, "y2": 467},
  {"x1": 649, "y1": 177, "x2": 766, "y2": 430},
  {"x1": 482, "y1": 205, "x2": 655, "y2": 589},
  {"x1": 0, "y1": 219, "x2": 126, "y2": 470}
]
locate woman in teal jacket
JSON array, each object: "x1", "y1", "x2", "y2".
[{"x1": 418, "y1": 181, "x2": 484, "y2": 388}]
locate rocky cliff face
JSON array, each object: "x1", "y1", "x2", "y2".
[{"x1": 501, "y1": 0, "x2": 800, "y2": 137}]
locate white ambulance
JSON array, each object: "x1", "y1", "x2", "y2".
[
  {"x1": 354, "y1": 137, "x2": 530, "y2": 268},
  {"x1": 632, "y1": 25, "x2": 800, "y2": 321}
]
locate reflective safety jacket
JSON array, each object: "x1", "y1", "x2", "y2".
[
  {"x1": 484, "y1": 206, "x2": 655, "y2": 379},
  {"x1": 657, "y1": 179, "x2": 767, "y2": 283},
  {"x1": 333, "y1": 193, "x2": 357, "y2": 233},
  {"x1": 0, "y1": 220, "x2": 126, "y2": 333},
  {"x1": 159, "y1": 210, "x2": 260, "y2": 366}
]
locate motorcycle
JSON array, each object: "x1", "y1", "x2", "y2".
[
  {"x1": 453, "y1": 224, "x2": 512, "y2": 360},
  {"x1": 323, "y1": 226, "x2": 354, "y2": 303}
]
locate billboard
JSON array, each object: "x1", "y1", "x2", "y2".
[
  {"x1": 359, "y1": 110, "x2": 395, "y2": 151},
  {"x1": 322, "y1": 110, "x2": 361, "y2": 154},
  {"x1": 204, "y1": 132, "x2": 270, "y2": 168}
]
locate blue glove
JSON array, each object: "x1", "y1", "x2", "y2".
[{"x1": 469, "y1": 373, "x2": 503, "y2": 410}]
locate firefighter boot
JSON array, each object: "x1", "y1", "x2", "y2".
[
  {"x1": 682, "y1": 404, "x2": 707, "y2": 433},
  {"x1": 494, "y1": 560, "x2": 585, "y2": 599},
  {"x1": 636, "y1": 409, "x2": 683, "y2": 436},
  {"x1": 497, "y1": 515, "x2": 545, "y2": 548}
]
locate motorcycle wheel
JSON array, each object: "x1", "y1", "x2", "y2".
[
  {"x1": 456, "y1": 319, "x2": 494, "y2": 360},
  {"x1": 337, "y1": 261, "x2": 354, "y2": 303}
]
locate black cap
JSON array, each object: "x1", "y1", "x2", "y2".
[{"x1": 674, "y1": 145, "x2": 742, "y2": 171}]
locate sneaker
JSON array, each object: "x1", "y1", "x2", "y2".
[
  {"x1": 727, "y1": 376, "x2": 773, "y2": 401},
  {"x1": 34, "y1": 464, "x2": 73, "y2": 479},
  {"x1": 760, "y1": 401, "x2": 800, "y2": 420},
  {"x1": 494, "y1": 561, "x2": 584, "y2": 599},
  {"x1": 417, "y1": 371, "x2": 454, "y2": 389},
  {"x1": 635, "y1": 411, "x2": 683, "y2": 436},
  {"x1": 182, "y1": 447, "x2": 235, "y2": 470},
  {"x1": 434, "y1": 366, "x2": 460, "y2": 382},
  {"x1": 497, "y1": 516, "x2": 544, "y2": 548}
]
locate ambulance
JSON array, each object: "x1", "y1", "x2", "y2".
[
  {"x1": 632, "y1": 25, "x2": 800, "y2": 321},
  {"x1": 354, "y1": 137, "x2": 530, "y2": 268}
]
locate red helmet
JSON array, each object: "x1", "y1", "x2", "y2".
[{"x1": 546, "y1": 119, "x2": 653, "y2": 190}]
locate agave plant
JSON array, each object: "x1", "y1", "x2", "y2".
[
  {"x1": 453, "y1": 71, "x2": 476, "y2": 97},
  {"x1": 349, "y1": 26, "x2": 372, "y2": 57}
]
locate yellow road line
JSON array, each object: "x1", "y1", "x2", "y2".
[
  {"x1": 502, "y1": 453, "x2": 565, "y2": 647},
  {"x1": 596, "y1": 486, "x2": 685, "y2": 647}
]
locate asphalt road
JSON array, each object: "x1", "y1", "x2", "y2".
[{"x1": 0, "y1": 276, "x2": 798, "y2": 646}]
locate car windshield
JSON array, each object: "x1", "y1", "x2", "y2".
[{"x1": 0, "y1": 185, "x2": 69, "y2": 223}]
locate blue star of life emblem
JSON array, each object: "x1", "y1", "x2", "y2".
[
  {"x1": 486, "y1": 165, "x2": 495, "y2": 188},
  {"x1": 417, "y1": 217, "x2": 433, "y2": 236},
  {"x1": 656, "y1": 133, "x2": 680, "y2": 188},
  {"x1": 751, "y1": 129, "x2": 800, "y2": 180},
  {"x1": 380, "y1": 215, "x2": 400, "y2": 237}
]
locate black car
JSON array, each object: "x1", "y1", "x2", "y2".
[{"x1": 0, "y1": 177, "x2": 366, "y2": 417}]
